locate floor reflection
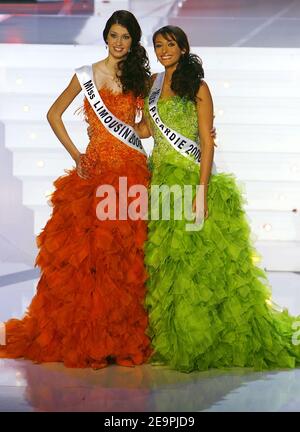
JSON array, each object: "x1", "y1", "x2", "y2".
[
  {"x1": 2, "y1": 359, "x2": 300, "y2": 411},
  {"x1": 205, "y1": 369, "x2": 300, "y2": 411},
  {"x1": 0, "y1": 271, "x2": 299, "y2": 411}
]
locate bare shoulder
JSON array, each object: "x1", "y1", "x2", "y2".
[
  {"x1": 63, "y1": 73, "x2": 81, "y2": 97},
  {"x1": 196, "y1": 80, "x2": 212, "y2": 100},
  {"x1": 196, "y1": 80, "x2": 213, "y2": 104},
  {"x1": 69, "y1": 73, "x2": 81, "y2": 88},
  {"x1": 57, "y1": 73, "x2": 82, "y2": 103}
]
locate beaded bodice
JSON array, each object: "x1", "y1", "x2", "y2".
[
  {"x1": 83, "y1": 88, "x2": 146, "y2": 172},
  {"x1": 144, "y1": 96, "x2": 199, "y2": 171}
]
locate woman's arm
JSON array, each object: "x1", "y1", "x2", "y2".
[
  {"x1": 47, "y1": 74, "x2": 82, "y2": 164},
  {"x1": 193, "y1": 80, "x2": 215, "y2": 218},
  {"x1": 196, "y1": 80, "x2": 215, "y2": 186}
]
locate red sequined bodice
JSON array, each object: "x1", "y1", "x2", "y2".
[{"x1": 83, "y1": 88, "x2": 146, "y2": 172}]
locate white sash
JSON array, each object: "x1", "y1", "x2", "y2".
[
  {"x1": 75, "y1": 65, "x2": 146, "y2": 156},
  {"x1": 149, "y1": 72, "x2": 201, "y2": 164}
]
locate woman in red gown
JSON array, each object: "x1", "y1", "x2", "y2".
[{"x1": 0, "y1": 10, "x2": 152, "y2": 368}]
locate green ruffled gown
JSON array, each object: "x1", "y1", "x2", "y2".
[{"x1": 144, "y1": 95, "x2": 300, "y2": 372}]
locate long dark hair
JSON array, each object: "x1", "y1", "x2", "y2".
[
  {"x1": 153, "y1": 26, "x2": 204, "y2": 101},
  {"x1": 103, "y1": 10, "x2": 151, "y2": 98}
]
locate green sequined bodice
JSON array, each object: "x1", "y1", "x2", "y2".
[{"x1": 144, "y1": 96, "x2": 199, "y2": 171}]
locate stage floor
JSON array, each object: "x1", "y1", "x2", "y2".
[{"x1": 0, "y1": 271, "x2": 300, "y2": 412}]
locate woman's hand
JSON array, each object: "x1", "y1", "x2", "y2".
[
  {"x1": 192, "y1": 188, "x2": 209, "y2": 222},
  {"x1": 75, "y1": 153, "x2": 91, "y2": 180},
  {"x1": 87, "y1": 125, "x2": 94, "y2": 140},
  {"x1": 210, "y1": 126, "x2": 217, "y2": 141},
  {"x1": 210, "y1": 113, "x2": 217, "y2": 145}
]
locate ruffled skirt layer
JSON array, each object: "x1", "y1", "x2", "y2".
[
  {"x1": 0, "y1": 162, "x2": 151, "y2": 368},
  {"x1": 145, "y1": 157, "x2": 300, "y2": 372}
]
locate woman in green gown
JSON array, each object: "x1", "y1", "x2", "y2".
[{"x1": 137, "y1": 25, "x2": 300, "y2": 373}]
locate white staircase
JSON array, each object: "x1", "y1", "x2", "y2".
[{"x1": 0, "y1": 44, "x2": 299, "y2": 270}]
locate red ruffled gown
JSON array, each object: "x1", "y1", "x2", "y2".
[{"x1": 0, "y1": 89, "x2": 151, "y2": 368}]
